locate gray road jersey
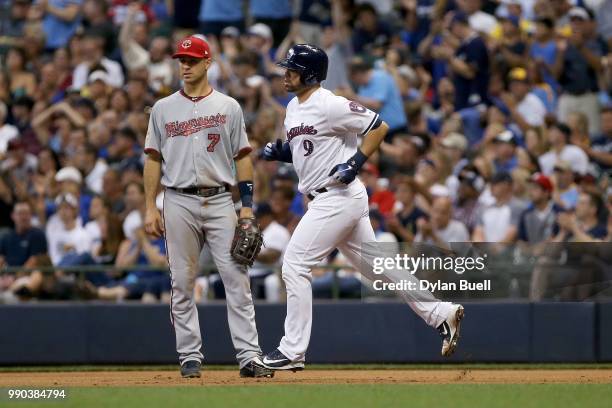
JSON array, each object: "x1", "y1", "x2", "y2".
[{"x1": 145, "y1": 89, "x2": 252, "y2": 188}]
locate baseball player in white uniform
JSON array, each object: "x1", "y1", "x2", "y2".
[
  {"x1": 143, "y1": 35, "x2": 273, "y2": 379},
  {"x1": 261, "y1": 44, "x2": 465, "y2": 371}
]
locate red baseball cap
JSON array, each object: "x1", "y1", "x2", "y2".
[
  {"x1": 529, "y1": 172, "x2": 553, "y2": 193},
  {"x1": 172, "y1": 35, "x2": 211, "y2": 59}
]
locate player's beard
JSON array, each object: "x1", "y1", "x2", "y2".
[
  {"x1": 284, "y1": 82, "x2": 300, "y2": 93},
  {"x1": 287, "y1": 82, "x2": 313, "y2": 95}
]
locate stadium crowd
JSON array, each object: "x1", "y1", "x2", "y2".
[{"x1": 0, "y1": 0, "x2": 611, "y2": 303}]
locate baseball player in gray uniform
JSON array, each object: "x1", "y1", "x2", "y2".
[
  {"x1": 143, "y1": 35, "x2": 273, "y2": 379},
  {"x1": 261, "y1": 45, "x2": 464, "y2": 371}
]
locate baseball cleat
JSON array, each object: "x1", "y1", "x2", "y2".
[
  {"x1": 262, "y1": 349, "x2": 305, "y2": 371},
  {"x1": 180, "y1": 360, "x2": 202, "y2": 378},
  {"x1": 239, "y1": 356, "x2": 275, "y2": 378},
  {"x1": 438, "y1": 304, "x2": 465, "y2": 357}
]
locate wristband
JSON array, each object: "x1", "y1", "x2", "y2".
[
  {"x1": 238, "y1": 181, "x2": 254, "y2": 208},
  {"x1": 279, "y1": 141, "x2": 293, "y2": 163},
  {"x1": 347, "y1": 148, "x2": 368, "y2": 170}
]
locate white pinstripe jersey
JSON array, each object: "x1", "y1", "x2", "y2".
[{"x1": 284, "y1": 88, "x2": 379, "y2": 194}]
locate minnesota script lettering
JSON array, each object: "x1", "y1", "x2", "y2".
[{"x1": 165, "y1": 114, "x2": 227, "y2": 137}]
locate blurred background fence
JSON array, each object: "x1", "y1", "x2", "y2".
[
  {"x1": 2, "y1": 242, "x2": 612, "y2": 365},
  {"x1": 1, "y1": 301, "x2": 611, "y2": 364}
]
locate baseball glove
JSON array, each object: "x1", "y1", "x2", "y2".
[{"x1": 231, "y1": 217, "x2": 264, "y2": 267}]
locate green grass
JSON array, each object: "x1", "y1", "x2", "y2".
[
  {"x1": 2, "y1": 363, "x2": 612, "y2": 372},
  {"x1": 2, "y1": 384, "x2": 612, "y2": 408}
]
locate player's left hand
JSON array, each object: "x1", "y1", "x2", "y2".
[
  {"x1": 263, "y1": 139, "x2": 293, "y2": 163},
  {"x1": 263, "y1": 139, "x2": 283, "y2": 161},
  {"x1": 231, "y1": 217, "x2": 263, "y2": 267},
  {"x1": 329, "y1": 162, "x2": 357, "y2": 185}
]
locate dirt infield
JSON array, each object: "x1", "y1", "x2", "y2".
[{"x1": 1, "y1": 369, "x2": 611, "y2": 387}]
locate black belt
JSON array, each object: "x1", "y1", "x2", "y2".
[
  {"x1": 169, "y1": 184, "x2": 229, "y2": 197},
  {"x1": 307, "y1": 187, "x2": 328, "y2": 200}
]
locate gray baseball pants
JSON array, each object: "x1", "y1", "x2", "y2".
[{"x1": 162, "y1": 188, "x2": 262, "y2": 368}]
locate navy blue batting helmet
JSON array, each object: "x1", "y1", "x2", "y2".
[{"x1": 276, "y1": 44, "x2": 328, "y2": 85}]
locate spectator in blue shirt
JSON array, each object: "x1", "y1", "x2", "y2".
[
  {"x1": 492, "y1": 130, "x2": 519, "y2": 174},
  {"x1": 350, "y1": 3, "x2": 392, "y2": 55},
  {"x1": 552, "y1": 160, "x2": 580, "y2": 210},
  {"x1": 96, "y1": 227, "x2": 169, "y2": 301},
  {"x1": 554, "y1": 7, "x2": 606, "y2": 135},
  {"x1": 342, "y1": 58, "x2": 408, "y2": 142},
  {"x1": 554, "y1": 191, "x2": 608, "y2": 241},
  {"x1": 198, "y1": 0, "x2": 245, "y2": 38},
  {"x1": 434, "y1": 12, "x2": 489, "y2": 110},
  {"x1": 0, "y1": 0, "x2": 30, "y2": 56},
  {"x1": 400, "y1": 0, "x2": 437, "y2": 52},
  {"x1": 40, "y1": 0, "x2": 82, "y2": 51},
  {"x1": 0, "y1": 201, "x2": 48, "y2": 267},
  {"x1": 417, "y1": 19, "x2": 448, "y2": 90},
  {"x1": 530, "y1": 17, "x2": 558, "y2": 93},
  {"x1": 107, "y1": 126, "x2": 143, "y2": 172}
]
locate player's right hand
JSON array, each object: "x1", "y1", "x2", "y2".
[
  {"x1": 329, "y1": 162, "x2": 357, "y2": 185},
  {"x1": 144, "y1": 208, "x2": 165, "y2": 238},
  {"x1": 263, "y1": 139, "x2": 283, "y2": 161}
]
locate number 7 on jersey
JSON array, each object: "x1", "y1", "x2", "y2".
[{"x1": 207, "y1": 133, "x2": 220, "y2": 152}]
